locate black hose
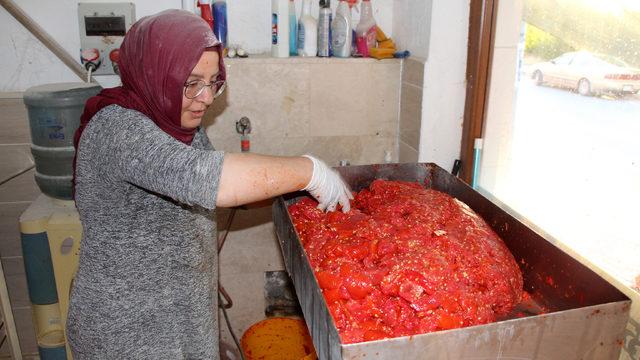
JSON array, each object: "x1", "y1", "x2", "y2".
[
  {"x1": 218, "y1": 141, "x2": 251, "y2": 360},
  {"x1": 218, "y1": 208, "x2": 237, "y2": 253},
  {"x1": 217, "y1": 207, "x2": 245, "y2": 359},
  {"x1": 219, "y1": 292, "x2": 246, "y2": 360}
]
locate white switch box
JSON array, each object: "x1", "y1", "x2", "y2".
[{"x1": 78, "y1": 2, "x2": 135, "y2": 76}]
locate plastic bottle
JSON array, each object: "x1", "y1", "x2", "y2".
[
  {"x1": 213, "y1": 0, "x2": 228, "y2": 49},
  {"x1": 317, "y1": 0, "x2": 332, "y2": 57},
  {"x1": 289, "y1": 0, "x2": 298, "y2": 55},
  {"x1": 197, "y1": 0, "x2": 214, "y2": 31},
  {"x1": 350, "y1": 3, "x2": 357, "y2": 56},
  {"x1": 297, "y1": 0, "x2": 318, "y2": 57},
  {"x1": 332, "y1": 0, "x2": 352, "y2": 58},
  {"x1": 182, "y1": 0, "x2": 196, "y2": 13},
  {"x1": 356, "y1": 0, "x2": 376, "y2": 57},
  {"x1": 272, "y1": 0, "x2": 290, "y2": 58}
]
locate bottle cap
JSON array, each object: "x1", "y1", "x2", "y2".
[{"x1": 320, "y1": 0, "x2": 330, "y2": 7}]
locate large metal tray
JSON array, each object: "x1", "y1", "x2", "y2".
[{"x1": 273, "y1": 163, "x2": 630, "y2": 359}]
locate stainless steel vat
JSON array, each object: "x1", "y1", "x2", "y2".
[{"x1": 273, "y1": 163, "x2": 630, "y2": 360}]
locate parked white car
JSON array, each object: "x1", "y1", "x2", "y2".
[{"x1": 530, "y1": 51, "x2": 640, "y2": 96}]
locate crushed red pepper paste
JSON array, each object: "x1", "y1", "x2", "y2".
[{"x1": 288, "y1": 179, "x2": 524, "y2": 344}]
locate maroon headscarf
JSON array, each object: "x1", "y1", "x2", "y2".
[
  {"x1": 72, "y1": 9, "x2": 225, "y2": 197},
  {"x1": 74, "y1": 9, "x2": 225, "y2": 152}
]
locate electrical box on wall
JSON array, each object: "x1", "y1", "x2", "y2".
[{"x1": 78, "y1": 2, "x2": 135, "y2": 76}]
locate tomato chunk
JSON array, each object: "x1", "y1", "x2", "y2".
[{"x1": 289, "y1": 180, "x2": 524, "y2": 344}]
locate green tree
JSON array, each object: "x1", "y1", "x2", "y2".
[
  {"x1": 524, "y1": 0, "x2": 640, "y2": 67},
  {"x1": 525, "y1": 24, "x2": 574, "y2": 60}
]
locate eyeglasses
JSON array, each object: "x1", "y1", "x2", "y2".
[{"x1": 183, "y1": 79, "x2": 226, "y2": 99}]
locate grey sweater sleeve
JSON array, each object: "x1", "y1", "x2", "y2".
[{"x1": 79, "y1": 105, "x2": 224, "y2": 209}]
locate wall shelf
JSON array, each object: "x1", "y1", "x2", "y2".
[{"x1": 223, "y1": 54, "x2": 402, "y2": 65}]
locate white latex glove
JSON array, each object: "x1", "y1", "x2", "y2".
[{"x1": 302, "y1": 155, "x2": 353, "y2": 213}]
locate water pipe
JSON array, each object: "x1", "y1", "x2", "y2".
[
  {"x1": 87, "y1": 66, "x2": 94, "y2": 83},
  {"x1": 472, "y1": 138, "x2": 483, "y2": 190},
  {"x1": 235, "y1": 117, "x2": 252, "y2": 152}
]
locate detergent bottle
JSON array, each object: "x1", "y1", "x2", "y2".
[
  {"x1": 355, "y1": 0, "x2": 376, "y2": 57},
  {"x1": 271, "y1": 0, "x2": 290, "y2": 57},
  {"x1": 332, "y1": 0, "x2": 352, "y2": 58},
  {"x1": 297, "y1": 0, "x2": 318, "y2": 56}
]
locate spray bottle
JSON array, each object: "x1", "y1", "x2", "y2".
[
  {"x1": 317, "y1": 0, "x2": 332, "y2": 57},
  {"x1": 197, "y1": 0, "x2": 214, "y2": 31},
  {"x1": 297, "y1": 0, "x2": 318, "y2": 57},
  {"x1": 272, "y1": 0, "x2": 290, "y2": 57},
  {"x1": 332, "y1": 0, "x2": 352, "y2": 58},
  {"x1": 349, "y1": 0, "x2": 358, "y2": 56},
  {"x1": 213, "y1": 0, "x2": 228, "y2": 49},
  {"x1": 289, "y1": 0, "x2": 298, "y2": 55},
  {"x1": 355, "y1": 0, "x2": 376, "y2": 57}
]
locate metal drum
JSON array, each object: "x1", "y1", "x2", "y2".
[{"x1": 24, "y1": 82, "x2": 102, "y2": 199}]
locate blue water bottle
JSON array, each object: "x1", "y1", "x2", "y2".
[{"x1": 213, "y1": 0, "x2": 228, "y2": 49}]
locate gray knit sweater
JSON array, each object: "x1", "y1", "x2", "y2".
[{"x1": 67, "y1": 105, "x2": 224, "y2": 359}]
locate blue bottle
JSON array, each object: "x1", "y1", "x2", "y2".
[
  {"x1": 213, "y1": 0, "x2": 228, "y2": 49},
  {"x1": 289, "y1": 0, "x2": 297, "y2": 55}
]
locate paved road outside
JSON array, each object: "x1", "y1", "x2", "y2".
[{"x1": 488, "y1": 78, "x2": 640, "y2": 287}]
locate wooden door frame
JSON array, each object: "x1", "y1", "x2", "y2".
[{"x1": 460, "y1": 0, "x2": 499, "y2": 183}]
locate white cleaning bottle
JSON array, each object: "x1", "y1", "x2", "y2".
[
  {"x1": 356, "y1": 0, "x2": 376, "y2": 57},
  {"x1": 332, "y1": 0, "x2": 352, "y2": 58},
  {"x1": 272, "y1": 0, "x2": 290, "y2": 58},
  {"x1": 297, "y1": 0, "x2": 318, "y2": 57}
]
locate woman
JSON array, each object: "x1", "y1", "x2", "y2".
[{"x1": 67, "y1": 9, "x2": 351, "y2": 359}]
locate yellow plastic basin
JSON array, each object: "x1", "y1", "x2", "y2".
[{"x1": 240, "y1": 317, "x2": 317, "y2": 360}]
